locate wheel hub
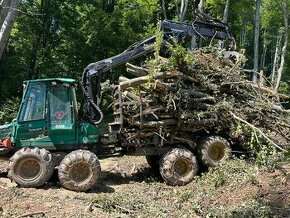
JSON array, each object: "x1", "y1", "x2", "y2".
[
  {"x1": 70, "y1": 162, "x2": 91, "y2": 183},
  {"x1": 209, "y1": 143, "x2": 225, "y2": 161},
  {"x1": 174, "y1": 158, "x2": 191, "y2": 177},
  {"x1": 16, "y1": 158, "x2": 41, "y2": 180}
]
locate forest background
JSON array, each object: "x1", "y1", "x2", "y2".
[{"x1": 0, "y1": 0, "x2": 289, "y2": 122}]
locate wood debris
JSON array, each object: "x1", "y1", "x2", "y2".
[{"x1": 110, "y1": 46, "x2": 290, "y2": 152}]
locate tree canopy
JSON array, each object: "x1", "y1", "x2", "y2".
[{"x1": 0, "y1": 0, "x2": 289, "y2": 103}]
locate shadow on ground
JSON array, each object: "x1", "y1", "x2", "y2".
[
  {"x1": 101, "y1": 166, "x2": 162, "y2": 185},
  {"x1": 0, "y1": 172, "x2": 7, "y2": 178},
  {"x1": 41, "y1": 166, "x2": 161, "y2": 193}
]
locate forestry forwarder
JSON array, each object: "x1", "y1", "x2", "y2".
[{"x1": 0, "y1": 16, "x2": 234, "y2": 191}]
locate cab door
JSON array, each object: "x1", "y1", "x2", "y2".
[
  {"x1": 47, "y1": 84, "x2": 76, "y2": 148},
  {"x1": 15, "y1": 82, "x2": 49, "y2": 148}
]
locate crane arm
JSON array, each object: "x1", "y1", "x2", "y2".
[{"x1": 81, "y1": 19, "x2": 234, "y2": 125}]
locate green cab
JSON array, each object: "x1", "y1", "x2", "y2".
[{"x1": 0, "y1": 78, "x2": 100, "y2": 155}]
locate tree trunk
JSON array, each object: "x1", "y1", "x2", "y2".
[
  {"x1": 0, "y1": 0, "x2": 12, "y2": 27},
  {"x1": 252, "y1": 0, "x2": 260, "y2": 82},
  {"x1": 271, "y1": 33, "x2": 282, "y2": 84},
  {"x1": 240, "y1": 25, "x2": 247, "y2": 48},
  {"x1": 0, "y1": 0, "x2": 20, "y2": 60},
  {"x1": 161, "y1": 0, "x2": 167, "y2": 19},
  {"x1": 179, "y1": 0, "x2": 188, "y2": 22},
  {"x1": 220, "y1": 0, "x2": 230, "y2": 48},
  {"x1": 275, "y1": 0, "x2": 288, "y2": 91},
  {"x1": 259, "y1": 30, "x2": 267, "y2": 86},
  {"x1": 191, "y1": 0, "x2": 205, "y2": 50},
  {"x1": 198, "y1": 0, "x2": 205, "y2": 10},
  {"x1": 28, "y1": 0, "x2": 46, "y2": 79},
  {"x1": 222, "y1": 0, "x2": 230, "y2": 22}
]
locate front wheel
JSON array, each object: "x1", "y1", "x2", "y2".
[
  {"x1": 159, "y1": 147, "x2": 198, "y2": 186},
  {"x1": 8, "y1": 147, "x2": 54, "y2": 187},
  {"x1": 198, "y1": 136, "x2": 231, "y2": 167},
  {"x1": 58, "y1": 150, "x2": 101, "y2": 192}
]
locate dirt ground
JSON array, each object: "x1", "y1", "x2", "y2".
[{"x1": 0, "y1": 156, "x2": 290, "y2": 218}]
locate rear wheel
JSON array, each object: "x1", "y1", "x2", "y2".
[
  {"x1": 58, "y1": 150, "x2": 101, "y2": 192},
  {"x1": 159, "y1": 147, "x2": 198, "y2": 186},
  {"x1": 198, "y1": 136, "x2": 231, "y2": 167},
  {"x1": 8, "y1": 147, "x2": 54, "y2": 187}
]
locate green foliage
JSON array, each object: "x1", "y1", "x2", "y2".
[
  {"x1": 90, "y1": 186, "x2": 169, "y2": 217},
  {"x1": 146, "y1": 28, "x2": 164, "y2": 85},
  {"x1": 0, "y1": 0, "x2": 160, "y2": 102},
  {"x1": 203, "y1": 157, "x2": 258, "y2": 187},
  {"x1": 278, "y1": 81, "x2": 290, "y2": 94},
  {"x1": 234, "y1": 121, "x2": 280, "y2": 168},
  {"x1": 189, "y1": 158, "x2": 267, "y2": 217},
  {"x1": 89, "y1": 159, "x2": 268, "y2": 217},
  {"x1": 153, "y1": 28, "x2": 163, "y2": 64},
  {"x1": 261, "y1": 0, "x2": 284, "y2": 31},
  {"x1": 91, "y1": 193, "x2": 147, "y2": 214},
  {"x1": 1, "y1": 0, "x2": 290, "y2": 104},
  {"x1": 167, "y1": 42, "x2": 195, "y2": 69},
  {"x1": 226, "y1": 197, "x2": 273, "y2": 217},
  {"x1": 0, "y1": 97, "x2": 20, "y2": 123}
]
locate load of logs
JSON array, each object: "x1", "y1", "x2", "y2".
[{"x1": 110, "y1": 46, "x2": 290, "y2": 152}]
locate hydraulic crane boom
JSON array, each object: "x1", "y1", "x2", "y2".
[{"x1": 81, "y1": 18, "x2": 234, "y2": 125}]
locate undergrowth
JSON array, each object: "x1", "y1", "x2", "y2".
[
  {"x1": 89, "y1": 158, "x2": 277, "y2": 217},
  {"x1": 0, "y1": 97, "x2": 20, "y2": 123}
]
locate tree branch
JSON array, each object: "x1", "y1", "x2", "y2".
[{"x1": 230, "y1": 112, "x2": 286, "y2": 152}]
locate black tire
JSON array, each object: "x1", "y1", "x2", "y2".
[
  {"x1": 198, "y1": 136, "x2": 231, "y2": 167},
  {"x1": 159, "y1": 147, "x2": 198, "y2": 186},
  {"x1": 146, "y1": 155, "x2": 160, "y2": 169},
  {"x1": 58, "y1": 150, "x2": 101, "y2": 192},
  {"x1": 8, "y1": 147, "x2": 54, "y2": 187}
]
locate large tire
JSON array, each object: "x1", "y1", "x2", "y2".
[
  {"x1": 198, "y1": 136, "x2": 231, "y2": 167},
  {"x1": 146, "y1": 155, "x2": 160, "y2": 169},
  {"x1": 159, "y1": 147, "x2": 198, "y2": 186},
  {"x1": 58, "y1": 150, "x2": 101, "y2": 192},
  {"x1": 8, "y1": 147, "x2": 54, "y2": 187}
]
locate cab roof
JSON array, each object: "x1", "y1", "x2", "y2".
[{"x1": 23, "y1": 78, "x2": 77, "y2": 84}]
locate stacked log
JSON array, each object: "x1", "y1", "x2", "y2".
[{"x1": 111, "y1": 46, "x2": 290, "y2": 152}]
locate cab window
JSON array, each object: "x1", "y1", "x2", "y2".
[
  {"x1": 49, "y1": 85, "x2": 73, "y2": 124},
  {"x1": 19, "y1": 83, "x2": 46, "y2": 122}
]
